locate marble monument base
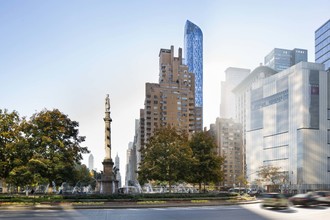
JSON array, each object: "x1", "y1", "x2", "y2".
[{"x1": 100, "y1": 159, "x2": 118, "y2": 194}]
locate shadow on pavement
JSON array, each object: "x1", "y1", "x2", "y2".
[
  {"x1": 264, "y1": 207, "x2": 297, "y2": 213},
  {"x1": 292, "y1": 205, "x2": 329, "y2": 210}
]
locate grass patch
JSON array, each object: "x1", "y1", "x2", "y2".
[
  {"x1": 71, "y1": 202, "x2": 105, "y2": 206},
  {"x1": 228, "y1": 195, "x2": 255, "y2": 202},
  {"x1": 191, "y1": 200, "x2": 209, "y2": 203},
  {"x1": 0, "y1": 202, "x2": 40, "y2": 206},
  {"x1": 137, "y1": 201, "x2": 166, "y2": 205}
]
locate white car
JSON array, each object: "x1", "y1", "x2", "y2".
[{"x1": 261, "y1": 193, "x2": 289, "y2": 209}]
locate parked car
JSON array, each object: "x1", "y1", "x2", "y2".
[
  {"x1": 249, "y1": 189, "x2": 263, "y2": 197},
  {"x1": 289, "y1": 193, "x2": 320, "y2": 206},
  {"x1": 261, "y1": 193, "x2": 289, "y2": 209},
  {"x1": 228, "y1": 187, "x2": 250, "y2": 195}
]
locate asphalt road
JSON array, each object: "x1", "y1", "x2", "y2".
[{"x1": 1, "y1": 204, "x2": 329, "y2": 220}]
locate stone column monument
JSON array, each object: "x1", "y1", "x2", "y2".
[
  {"x1": 104, "y1": 94, "x2": 112, "y2": 159},
  {"x1": 100, "y1": 94, "x2": 118, "y2": 194}
]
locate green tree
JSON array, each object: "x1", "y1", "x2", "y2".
[
  {"x1": 138, "y1": 126, "x2": 193, "y2": 192},
  {"x1": 7, "y1": 158, "x2": 48, "y2": 192},
  {"x1": 189, "y1": 131, "x2": 224, "y2": 192},
  {"x1": 22, "y1": 109, "x2": 90, "y2": 185},
  {"x1": 0, "y1": 109, "x2": 21, "y2": 180},
  {"x1": 236, "y1": 174, "x2": 248, "y2": 188},
  {"x1": 71, "y1": 164, "x2": 93, "y2": 186}
]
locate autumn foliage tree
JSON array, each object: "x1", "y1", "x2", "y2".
[{"x1": 257, "y1": 165, "x2": 287, "y2": 192}]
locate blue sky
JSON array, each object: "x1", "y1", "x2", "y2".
[{"x1": 1, "y1": 0, "x2": 329, "y2": 177}]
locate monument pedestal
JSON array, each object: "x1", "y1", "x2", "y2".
[{"x1": 100, "y1": 159, "x2": 118, "y2": 194}]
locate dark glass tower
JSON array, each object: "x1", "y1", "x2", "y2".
[
  {"x1": 184, "y1": 20, "x2": 203, "y2": 131},
  {"x1": 264, "y1": 48, "x2": 307, "y2": 72},
  {"x1": 315, "y1": 19, "x2": 330, "y2": 71}
]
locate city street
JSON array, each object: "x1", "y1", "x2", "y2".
[{"x1": 0, "y1": 204, "x2": 329, "y2": 220}]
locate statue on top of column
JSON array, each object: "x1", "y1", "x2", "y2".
[{"x1": 105, "y1": 94, "x2": 110, "y2": 112}]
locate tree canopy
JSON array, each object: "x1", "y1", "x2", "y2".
[
  {"x1": 138, "y1": 126, "x2": 193, "y2": 192},
  {"x1": 138, "y1": 127, "x2": 225, "y2": 192},
  {"x1": 257, "y1": 165, "x2": 287, "y2": 189},
  {"x1": 0, "y1": 108, "x2": 90, "y2": 189},
  {"x1": 0, "y1": 109, "x2": 22, "y2": 180},
  {"x1": 189, "y1": 131, "x2": 224, "y2": 191},
  {"x1": 21, "y1": 109, "x2": 89, "y2": 185}
]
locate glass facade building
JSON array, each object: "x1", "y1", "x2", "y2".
[
  {"x1": 264, "y1": 48, "x2": 308, "y2": 72},
  {"x1": 244, "y1": 62, "x2": 329, "y2": 193},
  {"x1": 184, "y1": 20, "x2": 203, "y2": 131},
  {"x1": 315, "y1": 19, "x2": 330, "y2": 71}
]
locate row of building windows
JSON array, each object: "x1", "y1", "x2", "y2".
[
  {"x1": 316, "y1": 51, "x2": 330, "y2": 64},
  {"x1": 316, "y1": 20, "x2": 330, "y2": 37},
  {"x1": 315, "y1": 37, "x2": 330, "y2": 52},
  {"x1": 315, "y1": 27, "x2": 330, "y2": 43},
  {"x1": 316, "y1": 44, "x2": 330, "y2": 58}
]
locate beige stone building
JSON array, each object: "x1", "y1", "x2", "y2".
[
  {"x1": 131, "y1": 46, "x2": 197, "y2": 181},
  {"x1": 211, "y1": 118, "x2": 244, "y2": 188},
  {"x1": 141, "y1": 45, "x2": 196, "y2": 143}
]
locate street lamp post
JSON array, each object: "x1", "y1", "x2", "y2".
[
  {"x1": 233, "y1": 174, "x2": 236, "y2": 188},
  {"x1": 245, "y1": 170, "x2": 259, "y2": 187}
]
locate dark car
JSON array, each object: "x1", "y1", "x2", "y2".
[
  {"x1": 249, "y1": 189, "x2": 263, "y2": 197},
  {"x1": 310, "y1": 191, "x2": 330, "y2": 205},
  {"x1": 289, "y1": 193, "x2": 320, "y2": 206}
]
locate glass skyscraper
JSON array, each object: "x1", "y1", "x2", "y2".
[
  {"x1": 315, "y1": 19, "x2": 330, "y2": 71},
  {"x1": 264, "y1": 48, "x2": 308, "y2": 72},
  {"x1": 184, "y1": 20, "x2": 203, "y2": 131}
]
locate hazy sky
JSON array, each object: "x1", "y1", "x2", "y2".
[{"x1": 1, "y1": 0, "x2": 329, "y2": 177}]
